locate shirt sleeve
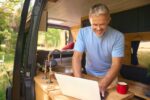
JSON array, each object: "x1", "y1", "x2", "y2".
[
  {"x1": 112, "y1": 33, "x2": 125, "y2": 57},
  {"x1": 73, "y1": 29, "x2": 85, "y2": 52}
]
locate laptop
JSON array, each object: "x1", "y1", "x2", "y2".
[{"x1": 55, "y1": 73, "x2": 101, "y2": 100}]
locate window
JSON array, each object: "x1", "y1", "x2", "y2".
[
  {"x1": 137, "y1": 41, "x2": 150, "y2": 68},
  {"x1": 37, "y1": 28, "x2": 70, "y2": 51}
]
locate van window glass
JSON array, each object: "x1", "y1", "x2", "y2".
[
  {"x1": 37, "y1": 28, "x2": 70, "y2": 50},
  {"x1": 137, "y1": 41, "x2": 150, "y2": 68}
]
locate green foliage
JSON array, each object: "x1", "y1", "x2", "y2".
[
  {"x1": 0, "y1": 85, "x2": 5, "y2": 100},
  {"x1": 44, "y1": 28, "x2": 61, "y2": 48},
  {"x1": 138, "y1": 51, "x2": 150, "y2": 68},
  {"x1": 0, "y1": 32, "x2": 5, "y2": 50},
  {"x1": 138, "y1": 50, "x2": 150, "y2": 76},
  {"x1": 0, "y1": 52, "x2": 14, "y2": 100},
  {"x1": 0, "y1": 73, "x2": 10, "y2": 100},
  {"x1": 0, "y1": 9, "x2": 9, "y2": 31},
  {"x1": 0, "y1": 0, "x2": 24, "y2": 99},
  {"x1": 0, "y1": 29, "x2": 17, "y2": 53},
  {"x1": 0, "y1": 0, "x2": 23, "y2": 52}
]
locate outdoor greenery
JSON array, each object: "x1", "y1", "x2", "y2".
[
  {"x1": 0, "y1": 0, "x2": 23, "y2": 52},
  {"x1": 38, "y1": 28, "x2": 68, "y2": 50},
  {"x1": 44, "y1": 28, "x2": 61, "y2": 48},
  {"x1": 0, "y1": 52, "x2": 14, "y2": 100},
  {"x1": 138, "y1": 50, "x2": 150, "y2": 77},
  {"x1": 138, "y1": 51, "x2": 150, "y2": 68},
  {"x1": 0, "y1": 0, "x2": 24, "y2": 100}
]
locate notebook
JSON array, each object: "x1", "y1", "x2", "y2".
[{"x1": 55, "y1": 73, "x2": 101, "y2": 100}]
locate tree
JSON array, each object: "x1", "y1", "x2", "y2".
[
  {"x1": 45, "y1": 28, "x2": 61, "y2": 48},
  {"x1": 0, "y1": 6, "x2": 10, "y2": 50},
  {"x1": 0, "y1": 0, "x2": 24, "y2": 52},
  {"x1": 0, "y1": 32, "x2": 5, "y2": 50}
]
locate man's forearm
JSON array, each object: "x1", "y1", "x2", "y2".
[
  {"x1": 104, "y1": 63, "x2": 121, "y2": 86},
  {"x1": 72, "y1": 54, "x2": 82, "y2": 77},
  {"x1": 102, "y1": 58, "x2": 123, "y2": 88},
  {"x1": 99, "y1": 62, "x2": 121, "y2": 97}
]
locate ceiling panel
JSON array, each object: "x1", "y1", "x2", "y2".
[{"x1": 47, "y1": 0, "x2": 150, "y2": 27}]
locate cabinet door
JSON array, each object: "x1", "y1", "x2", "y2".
[
  {"x1": 110, "y1": 8, "x2": 139, "y2": 33},
  {"x1": 139, "y1": 5, "x2": 150, "y2": 32}
]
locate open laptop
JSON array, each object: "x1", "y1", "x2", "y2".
[{"x1": 55, "y1": 73, "x2": 101, "y2": 100}]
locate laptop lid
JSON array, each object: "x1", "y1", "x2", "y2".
[{"x1": 55, "y1": 73, "x2": 101, "y2": 100}]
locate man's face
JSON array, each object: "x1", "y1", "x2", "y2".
[{"x1": 89, "y1": 14, "x2": 110, "y2": 37}]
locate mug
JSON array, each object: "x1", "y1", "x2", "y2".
[{"x1": 116, "y1": 82, "x2": 128, "y2": 94}]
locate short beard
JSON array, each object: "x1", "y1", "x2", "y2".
[{"x1": 96, "y1": 32, "x2": 104, "y2": 38}]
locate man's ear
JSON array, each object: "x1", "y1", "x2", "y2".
[{"x1": 89, "y1": 16, "x2": 92, "y2": 25}]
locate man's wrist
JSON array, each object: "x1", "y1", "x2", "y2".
[{"x1": 73, "y1": 72, "x2": 81, "y2": 77}]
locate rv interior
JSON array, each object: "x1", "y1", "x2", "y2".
[
  {"x1": 34, "y1": 0, "x2": 150, "y2": 100},
  {"x1": 37, "y1": 0, "x2": 150, "y2": 100},
  {"x1": 12, "y1": 0, "x2": 150, "y2": 100}
]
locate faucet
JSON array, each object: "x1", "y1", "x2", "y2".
[
  {"x1": 47, "y1": 49, "x2": 62, "y2": 65},
  {"x1": 43, "y1": 49, "x2": 62, "y2": 81},
  {"x1": 46, "y1": 49, "x2": 62, "y2": 83}
]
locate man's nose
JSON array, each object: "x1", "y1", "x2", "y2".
[{"x1": 97, "y1": 26, "x2": 101, "y2": 30}]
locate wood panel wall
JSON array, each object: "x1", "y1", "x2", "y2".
[
  {"x1": 70, "y1": 25, "x2": 80, "y2": 42},
  {"x1": 124, "y1": 32, "x2": 150, "y2": 64}
]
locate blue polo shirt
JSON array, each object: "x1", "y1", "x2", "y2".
[{"x1": 74, "y1": 26, "x2": 124, "y2": 76}]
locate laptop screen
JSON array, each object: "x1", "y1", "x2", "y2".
[{"x1": 55, "y1": 73, "x2": 101, "y2": 100}]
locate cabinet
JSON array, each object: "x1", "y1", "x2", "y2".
[
  {"x1": 110, "y1": 8, "x2": 139, "y2": 33},
  {"x1": 139, "y1": 5, "x2": 150, "y2": 32}
]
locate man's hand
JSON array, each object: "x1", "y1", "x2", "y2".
[
  {"x1": 99, "y1": 57, "x2": 123, "y2": 97},
  {"x1": 99, "y1": 78, "x2": 109, "y2": 97}
]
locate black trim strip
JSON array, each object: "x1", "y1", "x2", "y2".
[{"x1": 12, "y1": 0, "x2": 31, "y2": 100}]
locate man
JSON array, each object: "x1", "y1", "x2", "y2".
[{"x1": 72, "y1": 3, "x2": 124, "y2": 97}]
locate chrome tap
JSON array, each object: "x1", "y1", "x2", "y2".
[
  {"x1": 47, "y1": 49, "x2": 62, "y2": 83},
  {"x1": 43, "y1": 60, "x2": 48, "y2": 79},
  {"x1": 49, "y1": 61, "x2": 53, "y2": 83}
]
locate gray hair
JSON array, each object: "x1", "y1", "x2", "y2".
[{"x1": 89, "y1": 3, "x2": 110, "y2": 16}]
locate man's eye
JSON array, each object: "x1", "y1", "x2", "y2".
[{"x1": 93, "y1": 24, "x2": 98, "y2": 26}]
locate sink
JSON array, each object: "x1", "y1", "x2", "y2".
[{"x1": 52, "y1": 65, "x2": 73, "y2": 74}]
